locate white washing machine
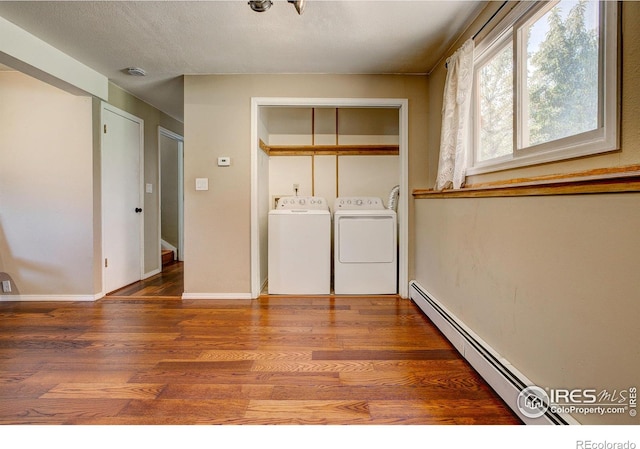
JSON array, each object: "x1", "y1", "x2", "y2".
[
  {"x1": 268, "y1": 196, "x2": 331, "y2": 294},
  {"x1": 334, "y1": 197, "x2": 397, "y2": 295}
]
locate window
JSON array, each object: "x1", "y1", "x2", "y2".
[{"x1": 469, "y1": 0, "x2": 619, "y2": 175}]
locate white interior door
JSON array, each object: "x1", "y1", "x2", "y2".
[{"x1": 102, "y1": 104, "x2": 144, "y2": 293}]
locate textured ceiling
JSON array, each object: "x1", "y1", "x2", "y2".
[{"x1": 0, "y1": 1, "x2": 486, "y2": 121}]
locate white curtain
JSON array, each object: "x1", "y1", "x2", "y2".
[{"x1": 435, "y1": 39, "x2": 475, "y2": 190}]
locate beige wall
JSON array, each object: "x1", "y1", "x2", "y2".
[
  {"x1": 108, "y1": 82, "x2": 184, "y2": 275},
  {"x1": 0, "y1": 71, "x2": 95, "y2": 297},
  {"x1": 415, "y1": 2, "x2": 640, "y2": 424},
  {"x1": 184, "y1": 74, "x2": 428, "y2": 295}
]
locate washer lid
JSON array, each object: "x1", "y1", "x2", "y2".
[{"x1": 334, "y1": 197, "x2": 385, "y2": 210}]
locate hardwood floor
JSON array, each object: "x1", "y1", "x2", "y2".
[
  {"x1": 0, "y1": 263, "x2": 521, "y2": 425},
  {"x1": 107, "y1": 260, "x2": 184, "y2": 297}
]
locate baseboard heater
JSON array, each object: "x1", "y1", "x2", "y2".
[{"x1": 409, "y1": 280, "x2": 577, "y2": 425}]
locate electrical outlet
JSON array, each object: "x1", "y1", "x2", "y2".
[{"x1": 2, "y1": 280, "x2": 11, "y2": 293}]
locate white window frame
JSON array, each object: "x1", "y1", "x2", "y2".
[{"x1": 468, "y1": 0, "x2": 619, "y2": 176}]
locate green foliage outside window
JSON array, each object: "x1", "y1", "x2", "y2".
[
  {"x1": 477, "y1": 0, "x2": 600, "y2": 162},
  {"x1": 528, "y1": 0, "x2": 599, "y2": 146}
]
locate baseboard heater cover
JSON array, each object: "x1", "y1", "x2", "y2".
[{"x1": 409, "y1": 280, "x2": 578, "y2": 425}]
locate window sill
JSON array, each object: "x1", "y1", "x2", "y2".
[{"x1": 414, "y1": 165, "x2": 640, "y2": 199}]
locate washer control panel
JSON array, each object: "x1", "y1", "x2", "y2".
[
  {"x1": 334, "y1": 197, "x2": 385, "y2": 210},
  {"x1": 276, "y1": 196, "x2": 328, "y2": 210}
]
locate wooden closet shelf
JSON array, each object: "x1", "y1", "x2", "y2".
[{"x1": 259, "y1": 139, "x2": 399, "y2": 156}]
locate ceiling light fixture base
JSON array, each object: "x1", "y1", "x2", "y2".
[
  {"x1": 248, "y1": 1, "x2": 272, "y2": 13},
  {"x1": 248, "y1": 0, "x2": 305, "y2": 15}
]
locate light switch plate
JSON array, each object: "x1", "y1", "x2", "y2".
[
  {"x1": 145, "y1": 183, "x2": 153, "y2": 194},
  {"x1": 195, "y1": 178, "x2": 209, "y2": 191}
]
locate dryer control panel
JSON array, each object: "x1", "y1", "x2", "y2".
[{"x1": 334, "y1": 197, "x2": 385, "y2": 210}]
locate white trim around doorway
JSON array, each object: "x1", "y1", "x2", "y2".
[{"x1": 250, "y1": 97, "x2": 409, "y2": 299}]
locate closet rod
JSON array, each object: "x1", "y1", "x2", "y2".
[{"x1": 445, "y1": 1, "x2": 508, "y2": 69}]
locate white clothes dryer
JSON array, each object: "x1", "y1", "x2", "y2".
[
  {"x1": 268, "y1": 196, "x2": 331, "y2": 295},
  {"x1": 333, "y1": 197, "x2": 397, "y2": 295}
]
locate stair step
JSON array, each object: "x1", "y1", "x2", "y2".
[{"x1": 162, "y1": 249, "x2": 175, "y2": 266}]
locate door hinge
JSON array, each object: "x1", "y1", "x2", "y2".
[
  {"x1": 103, "y1": 124, "x2": 107, "y2": 134},
  {"x1": 104, "y1": 258, "x2": 108, "y2": 268}
]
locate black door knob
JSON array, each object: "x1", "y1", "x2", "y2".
[{"x1": 135, "y1": 207, "x2": 142, "y2": 213}]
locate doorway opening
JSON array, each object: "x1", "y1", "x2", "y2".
[
  {"x1": 250, "y1": 97, "x2": 409, "y2": 299},
  {"x1": 158, "y1": 127, "x2": 184, "y2": 269}
]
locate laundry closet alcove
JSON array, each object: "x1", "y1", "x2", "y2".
[{"x1": 250, "y1": 97, "x2": 409, "y2": 299}]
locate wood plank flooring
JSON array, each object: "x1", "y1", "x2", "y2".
[
  {"x1": 0, "y1": 263, "x2": 521, "y2": 425},
  {"x1": 106, "y1": 260, "x2": 184, "y2": 297}
]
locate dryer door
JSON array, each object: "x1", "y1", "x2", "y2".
[{"x1": 337, "y1": 216, "x2": 395, "y2": 263}]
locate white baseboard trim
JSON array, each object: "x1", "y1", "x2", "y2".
[
  {"x1": 409, "y1": 280, "x2": 580, "y2": 425},
  {"x1": 181, "y1": 292, "x2": 253, "y2": 300},
  {"x1": 0, "y1": 294, "x2": 100, "y2": 302},
  {"x1": 143, "y1": 268, "x2": 161, "y2": 280}
]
